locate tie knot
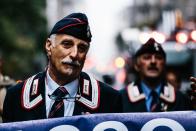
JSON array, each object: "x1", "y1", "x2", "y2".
[
  {"x1": 50, "y1": 86, "x2": 69, "y2": 101},
  {"x1": 150, "y1": 90, "x2": 158, "y2": 98}
]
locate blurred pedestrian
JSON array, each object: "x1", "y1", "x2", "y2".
[
  {"x1": 166, "y1": 70, "x2": 181, "y2": 91},
  {"x1": 190, "y1": 76, "x2": 196, "y2": 109},
  {"x1": 120, "y1": 38, "x2": 192, "y2": 112},
  {"x1": 0, "y1": 56, "x2": 15, "y2": 122},
  {"x1": 3, "y1": 13, "x2": 122, "y2": 123}
]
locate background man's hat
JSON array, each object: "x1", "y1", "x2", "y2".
[
  {"x1": 135, "y1": 38, "x2": 166, "y2": 59},
  {"x1": 49, "y1": 13, "x2": 92, "y2": 43}
]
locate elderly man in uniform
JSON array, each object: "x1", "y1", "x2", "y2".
[
  {"x1": 3, "y1": 13, "x2": 122, "y2": 123},
  {"x1": 120, "y1": 38, "x2": 192, "y2": 112}
]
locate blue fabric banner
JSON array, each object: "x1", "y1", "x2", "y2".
[{"x1": 0, "y1": 111, "x2": 195, "y2": 131}]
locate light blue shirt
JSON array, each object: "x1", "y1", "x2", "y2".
[
  {"x1": 45, "y1": 71, "x2": 79, "y2": 117},
  {"x1": 141, "y1": 81, "x2": 162, "y2": 112}
]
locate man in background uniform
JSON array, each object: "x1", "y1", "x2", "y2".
[{"x1": 120, "y1": 38, "x2": 192, "y2": 112}]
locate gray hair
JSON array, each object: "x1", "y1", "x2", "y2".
[{"x1": 49, "y1": 34, "x2": 56, "y2": 44}]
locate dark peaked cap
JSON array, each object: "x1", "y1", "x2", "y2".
[
  {"x1": 135, "y1": 38, "x2": 166, "y2": 59},
  {"x1": 49, "y1": 13, "x2": 92, "y2": 43}
]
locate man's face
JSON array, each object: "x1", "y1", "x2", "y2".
[
  {"x1": 134, "y1": 53, "x2": 165, "y2": 79},
  {"x1": 46, "y1": 34, "x2": 89, "y2": 81}
]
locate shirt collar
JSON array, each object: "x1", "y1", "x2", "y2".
[
  {"x1": 141, "y1": 81, "x2": 162, "y2": 99},
  {"x1": 46, "y1": 71, "x2": 79, "y2": 97},
  {"x1": 64, "y1": 79, "x2": 79, "y2": 97}
]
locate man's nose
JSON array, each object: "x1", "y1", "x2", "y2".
[
  {"x1": 70, "y1": 46, "x2": 78, "y2": 58},
  {"x1": 150, "y1": 56, "x2": 156, "y2": 63}
]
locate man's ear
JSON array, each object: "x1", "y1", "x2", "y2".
[
  {"x1": 134, "y1": 59, "x2": 140, "y2": 72},
  {"x1": 45, "y1": 38, "x2": 52, "y2": 56}
]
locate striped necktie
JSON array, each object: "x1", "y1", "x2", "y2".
[
  {"x1": 150, "y1": 90, "x2": 161, "y2": 112},
  {"x1": 48, "y1": 86, "x2": 68, "y2": 118}
]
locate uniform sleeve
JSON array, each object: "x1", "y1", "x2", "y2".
[
  {"x1": 112, "y1": 91, "x2": 123, "y2": 113},
  {"x1": 2, "y1": 87, "x2": 14, "y2": 123}
]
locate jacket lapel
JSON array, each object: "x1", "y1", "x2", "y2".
[
  {"x1": 21, "y1": 72, "x2": 47, "y2": 119},
  {"x1": 135, "y1": 99, "x2": 148, "y2": 112},
  {"x1": 127, "y1": 82, "x2": 145, "y2": 103},
  {"x1": 73, "y1": 72, "x2": 100, "y2": 115},
  {"x1": 34, "y1": 72, "x2": 47, "y2": 119},
  {"x1": 73, "y1": 102, "x2": 87, "y2": 115}
]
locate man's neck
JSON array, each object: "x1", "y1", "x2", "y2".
[{"x1": 141, "y1": 77, "x2": 162, "y2": 90}]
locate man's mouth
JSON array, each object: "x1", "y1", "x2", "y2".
[
  {"x1": 148, "y1": 67, "x2": 158, "y2": 71},
  {"x1": 62, "y1": 61, "x2": 81, "y2": 67}
]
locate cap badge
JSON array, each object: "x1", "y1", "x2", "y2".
[
  {"x1": 154, "y1": 43, "x2": 159, "y2": 51},
  {"x1": 87, "y1": 25, "x2": 91, "y2": 38}
]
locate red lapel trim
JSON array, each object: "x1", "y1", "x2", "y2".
[
  {"x1": 126, "y1": 82, "x2": 145, "y2": 103},
  {"x1": 21, "y1": 75, "x2": 43, "y2": 110},
  {"x1": 76, "y1": 73, "x2": 100, "y2": 110}
]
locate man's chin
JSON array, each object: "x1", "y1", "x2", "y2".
[
  {"x1": 145, "y1": 75, "x2": 162, "y2": 82},
  {"x1": 60, "y1": 65, "x2": 82, "y2": 75},
  {"x1": 146, "y1": 74, "x2": 160, "y2": 79},
  {"x1": 147, "y1": 74, "x2": 159, "y2": 78},
  {"x1": 62, "y1": 68, "x2": 81, "y2": 76},
  {"x1": 146, "y1": 71, "x2": 160, "y2": 77},
  {"x1": 62, "y1": 70, "x2": 74, "y2": 75}
]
